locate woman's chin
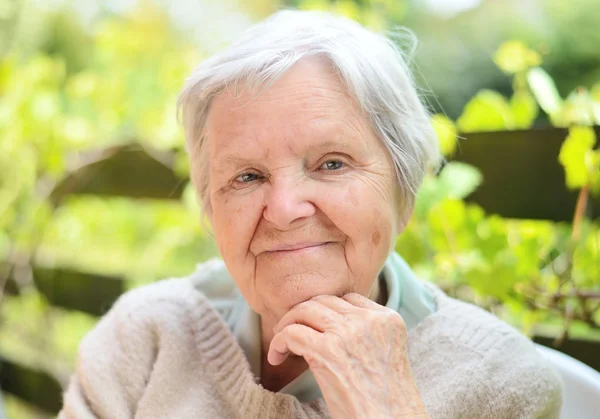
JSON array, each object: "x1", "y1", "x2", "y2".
[
  {"x1": 253, "y1": 252, "x2": 353, "y2": 313},
  {"x1": 263, "y1": 275, "x2": 348, "y2": 311}
]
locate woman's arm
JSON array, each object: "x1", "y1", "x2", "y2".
[
  {"x1": 412, "y1": 332, "x2": 563, "y2": 419},
  {"x1": 471, "y1": 335, "x2": 563, "y2": 419}
]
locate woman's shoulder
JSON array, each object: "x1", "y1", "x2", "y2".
[
  {"x1": 411, "y1": 281, "x2": 563, "y2": 418},
  {"x1": 83, "y1": 273, "x2": 221, "y2": 358},
  {"x1": 60, "y1": 261, "x2": 240, "y2": 418},
  {"x1": 73, "y1": 258, "x2": 236, "y2": 362},
  {"x1": 104, "y1": 258, "x2": 238, "y2": 322},
  {"x1": 415, "y1": 281, "x2": 527, "y2": 350},
  {"x1": 75, "y1": 259, "x2": 237, "y2": 369}
]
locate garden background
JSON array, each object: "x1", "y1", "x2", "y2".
[{"x1": 1, "y1": 0, "x2": 599, "y2": 417}]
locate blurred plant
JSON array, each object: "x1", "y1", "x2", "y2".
[
  {"x1": 286, "y1": 0, "x2": 405, "y2": 29},
  {"x1": 0, "y1": 4, "x2": 215, "y2": 417},
  {"x1": 0, "y1": 0, "x2": 23, "y2": 58},
  {"x1": 410, "y1": 41, "x2": 600, "y2": 343}
]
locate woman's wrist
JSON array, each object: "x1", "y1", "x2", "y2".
[
  {"x1": 352, "y1": 377, "x2": 428, "y2": 418},
  {"x1": 391, "y1": 370, "x2": 429, "y2": 418}
]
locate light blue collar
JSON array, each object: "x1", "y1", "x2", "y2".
[{"x1": 382, "y1": 251, "x2": 437, "y2": 328}]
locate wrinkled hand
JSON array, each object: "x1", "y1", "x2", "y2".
[{"x1": 268, "y1": 293, "x2": 429, "y2": 419}]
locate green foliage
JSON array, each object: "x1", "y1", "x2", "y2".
[
  {"x1": 414, "y1": 162, "x2": 482, "y2": 218},
  {"x1": 527, "y1": 67, "x2": 563, "y2": 120},
  {"x1": 494, "y1": 41, "x2": 542, "y2": 74},
  {"x1": 430, "y1": 39, "x2": 600, "y2": 341},
  {"x1": 510, "y1": 90, "x2": 539, "y2": 129},
  {"x1": 37, "y1": 196, "x2": 217, "y2": 280},
  {"x1": 559, "y1": 126, "x2": 600, "y2": 192},
  {"x1": 561, "y1": 88, "x2": 600, "y2": 127},
  {"x1": 527, "y1": 67, "x2": 600, "y2": 127},
  {"x1": 398, "y1": 170, "x2": 600, "y2": 337},
  {"x1": 431, "y1": 114, "x2": 457, "y2": 157},
  {"x1": 294, "y1": 0, "x2": 404, "y2": 29},
  {"x1": 457, "y1": 90, "x2": 516, "y2": 132},
  {"x1": 0, "y1": 4, "x2": 209, "y2": 416}
]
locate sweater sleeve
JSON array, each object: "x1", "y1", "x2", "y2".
[
  {"x1": 469, "y1": 334, "x2": 564, "y2": 419},
  {"x1": 58, "y1": 286, "x2": 163, "y2": 419}
]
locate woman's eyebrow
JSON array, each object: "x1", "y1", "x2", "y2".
[
  {"x1": 307, "y1": 139, "x2": 354, "y2": 153},
  {"x1": 211, "y1": 156, "x2": 253, "y2": 174},
  {"x1": 211, "y1": 137, "x2": 357, "y2": 174}
]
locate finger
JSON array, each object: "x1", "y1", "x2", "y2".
[
  {"x1": 309, "y1": 294, "x2": 357, "y2": 314},
  {"x1": 342, "y1": 292, "x2": 387, "y2": 311},
  {"x1": 273, "y1": 300, "x2": 342, "y2": 335},
  {"x1": 268, "y1": 324, "x2": 322, "y2": 366}
]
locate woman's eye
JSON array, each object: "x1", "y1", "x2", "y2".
[
  {"x1": 236, "y1": 172, "x2": 260, "y2": 183},
  {"x1": 320, "y1": 160, "x2": 345, "y2": 171}
]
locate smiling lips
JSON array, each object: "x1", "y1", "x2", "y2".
[{"x1": 266, "y1": 242, "x2": 330, "y2": 253}]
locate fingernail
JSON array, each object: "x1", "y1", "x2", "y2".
[{"x1": 267, "y1": 349, "x2": 277, "y2": 366}]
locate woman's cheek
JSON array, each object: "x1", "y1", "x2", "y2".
[
  {"x1": 334, "y1": 181, "x2": 396, "y2": 261},
  {"x1": 212, "y1": 193, "x2": 256, "y2": 254}
]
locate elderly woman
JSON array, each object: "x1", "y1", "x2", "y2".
[{"x1": 59, "y1": 10, "x2": 562, "y2": 419}]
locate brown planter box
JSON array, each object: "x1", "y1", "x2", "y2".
[
  {"x1": 533, "y1": 335, "x2": 600, "y2": 372},
  {"x1": 453, "y1": 126, "x2": 600, "y2": 222}
]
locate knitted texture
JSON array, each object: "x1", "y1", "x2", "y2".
[{"x1": 59, "y1": 276, "x2": 563, "y2": 419}]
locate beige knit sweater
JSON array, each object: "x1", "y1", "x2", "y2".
[{"x1": 59, "y1": 275, "x2": 563, "y2": 418}]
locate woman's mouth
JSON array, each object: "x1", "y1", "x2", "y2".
[{"x1": 266, "y1": 242, "x2": 330, "y2": 254}]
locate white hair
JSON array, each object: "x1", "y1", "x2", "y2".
[{"x1": 178, "y1": 9, "x2": 440, "y2": 216}]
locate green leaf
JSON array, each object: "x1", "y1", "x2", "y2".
[
  {"x1": 0, "y1": 56, "x2": 15, "y2": 92},
  {"x1": 332, "y1": 0, "x2": 361, "y2": 20},
  {"x1": 592, "y1": 83, "x2": 600, "y2": 102},
  {"x1": 527, "y1": 67, "x2": 563, "y2": 120},
  {"x1": 457, "y1": 90, "x2": 515, "y2": 133},
  {"x1": 298, "y1": 0, "x2": 330, "y2": 12},
  {"x1": 558, "y1": 126, "x2": 597, "y2": 189},
  {"x1": 466, "y1": 254, "x2": 520, "y2": 301},
  {"x1": 413, "y1": 162, "x2": 482, "y2": 218},
  {"x1": 438, "y1": 162, "x2": 483, "y2": 200},
  {"x1": 431, "y1": 114, "x2": 457, "y2": 157},
  {"x1": 588, "y1": 150, "x2": 600, "y2": 195},
  {"x1": 413, "y1": 175, "x2": 445, "y2": 218},
  {"x1": 510, "y1": 90, "x2": 539, "y2": 129},
  {"x1": 591, "y1": 83, "x2": 600, "y2": 123},
  {"x1": 561, "y1": 88, "x2": 597, "y2": 126},
  {"x1": 494, "y1": 41, "x2": 542, "y2": 74}
]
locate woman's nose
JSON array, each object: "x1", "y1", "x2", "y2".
[{"x1": 262, "y1": 178, "x2": 316, "y2": 229}]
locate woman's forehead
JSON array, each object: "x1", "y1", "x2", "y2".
[
  {"x1": 205, "y1": 59, "x2": 375, "y2": 159},
  {"x1": 208, "y1": 58, "x2": 357, "y2": 128}
]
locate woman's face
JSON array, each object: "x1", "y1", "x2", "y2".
[{"x1": 201, "y1": 56, "x2": 400, "y2": 322}]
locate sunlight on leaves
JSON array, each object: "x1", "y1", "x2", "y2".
[
  {"x1": 431, "y1": 114, "x2": 458, "y2": 156},
  {"x1": 527, "y1": 67, "x2": 563, "y2": 120},
  {"x1": 494, "y1": 41, "x2": 542, "y2": 74},
  {"x1": 510, "y1": 90, "x2": 538, "y2": 129},
  {"x1": 558, "y1": 126, "x2": 597, "y2": 189},
  {"x1": 457, "y1": 89, "x2": 515, "y2": 132}
]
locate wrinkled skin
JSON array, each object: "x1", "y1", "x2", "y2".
[
  {"x1": 199, "y1": 55, "x2": 427, "y2": 418},
  {"x1": 269, "y1": 293, "x2": 428, "y2": 418}
]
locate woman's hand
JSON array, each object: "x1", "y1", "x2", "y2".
[{"x1": 268, "y1": 293, "x2": 429, "y2": 419}]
